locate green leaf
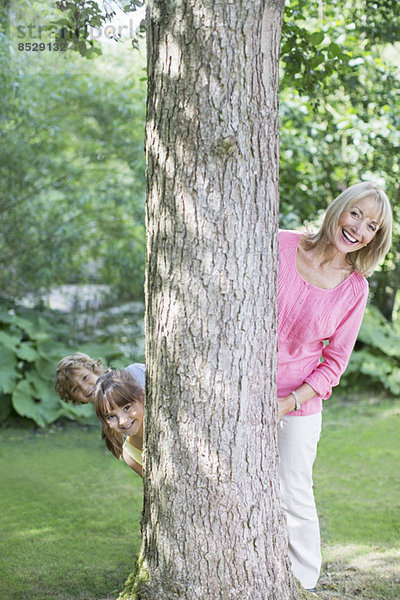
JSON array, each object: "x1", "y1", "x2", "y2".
[
  {"x1": 35, "y1": 356, "x2": 58, "y2": 381},
  {"x1": 12, "y1": 315, "x2": 39, "y2": 339},
  {"x1": 0, "y1": 347, "x2": 19, "y2": 394},
  {"x1": 12, "y1": 380, "x2": 61, "y2": 427},
  {"x1": 311, "y1": 31, "x2": 324, "y2": 45},
  {"x1": 37, "y1": 316, "x2": 55, "y2": 333},
  {"x1": 359, "y1": 307, "x2": 400, "y2": 358},
  {"x1": 12, "y1": 380, "x2": 34, "y2": 419},
  {"x1": 36, "y1": 338, "x2": 67, "y2": 360},
  {"x1": 0, "y1": 330, "x2": 21, "y2": 350},
  {"x1": 0, "y1": 308, "x2": 14, "y2": 324},
  {"x1": 25, "y1": 372, "x2": 53, "y2": 398},
  {"x1": 16, "y1": 342, "x2": 39, "y2": 362},
  {"x1": 59, "y1": 401, "x2": 97, "y2": 425}
]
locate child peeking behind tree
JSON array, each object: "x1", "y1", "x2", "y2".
[
  {"x1": 55, "y1": 352, "x2": 145, "y2": 405},
  {"x1": 94, "y1": 369, "x2": 144, "y2": 478}
]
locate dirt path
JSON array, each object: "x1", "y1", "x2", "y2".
[{"x1": 316, "y1": 547, "x2": 400, "y2": 600}]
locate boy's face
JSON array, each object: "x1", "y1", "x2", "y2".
[{"x1": 69, "y1": 367, "x2": 99, "y2": 404}]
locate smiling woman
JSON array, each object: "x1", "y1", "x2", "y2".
[
  {"x1": 301, "y1": 181, "x2": 393, "y2": 278},
  {"x1": 276, "y1": 181, "x2": 393, "y2": 592},
  {"x1": 337, "y1": 198, "x2": 380, "y2": 249}
]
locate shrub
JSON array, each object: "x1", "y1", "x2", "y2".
[
  {"x1": 343, "y1": 305, "x2": 400, "y2": 395},
  {"x1": 0, "y1": 300, "x2": 125, "y2": 427}
]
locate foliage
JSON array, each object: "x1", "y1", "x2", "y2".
[
  {"x1": 281, "y1": 0, "x2": 400, "y2": 98},
  {"x1": 50, "y1": 0, "x2": 145, "y2": 56},
  {"x1": 1, "y1": 0, "x2": 399, "y2": 400},
  {"x1": 0, "y1": 8, "x2": 147, "y2": 302},
  {"x1": 281, "y1": 2, "x2": 352, "y2": 101},
  {"x1": 342, "y1": 305, "x2": 400, "y2": 395},
  {"x1": 279, "y1": 0, "x2": 400, "y2": 322},
  {"x1": 1, "y1": 0, "x2": 146, "y2": 426},
  {"x1": 0, "y1": 300, "x2": 126, "y2": 426}
]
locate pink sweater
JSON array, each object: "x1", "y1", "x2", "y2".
[{"x1": 278, "y1": 230, "x2": 369, "y2": 416}]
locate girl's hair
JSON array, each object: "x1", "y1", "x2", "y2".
[
  {"x1": 304, "y1": 181, "x2": 392, "y2": 277},
  {"x1": 55, "y1": 352, "x2": 107, "y2": 404},
  {"x1": 94, "y1": 369, "x2": 145, "y2": 459}
]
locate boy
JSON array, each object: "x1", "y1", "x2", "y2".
[{"x1": 55, "y1": 352, "x2": 145, "y2": 404}]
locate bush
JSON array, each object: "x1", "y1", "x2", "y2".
[
  {"x1": 0, "y1": 300, "x2": 126, "y2": 427},
  {"x1": 343, "y1": 305, "x2": 400, "y2": 395}
]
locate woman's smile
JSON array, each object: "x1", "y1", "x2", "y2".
[
  {"x1": 341, "y1": 228, "x2": 358, "y2": 244},
  {"x1": 334, "y1": 196, "x2": 380, "y2": 255}
]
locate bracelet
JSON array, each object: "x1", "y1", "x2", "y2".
[{"x1": 290, "y1": 390, "x2": 301, "y2": 412}]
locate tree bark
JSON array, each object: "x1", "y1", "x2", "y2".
[{"x1": 124, "y1": 0, "x2": 298, "y2": 598}]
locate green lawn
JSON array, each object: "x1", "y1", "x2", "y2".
[
  {"x1": 317, "y1": 397, "x2": 399, "y2": 544},
  {"x1": 314, "y1": 394, "x2": 400, "y2": 600},
  {"x1": 1, "y1": 394, "x2": 399, "y2": 600},
  {"x1": 0, "y1": 424, "x2": 143, "y2": 600}
]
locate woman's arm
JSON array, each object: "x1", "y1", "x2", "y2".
[
  {"x1": 277, "y1": 383, "x2": 317, "y2": 422},
  {"x1": 122, "y1": 448, "x2": 143, "y2": 477},
  {"x1": 278, "y1": 282, "x2": 369, "y2": 421},
  {"x1": 304, "y1": 285, "x2": 369, "y2": 400}
]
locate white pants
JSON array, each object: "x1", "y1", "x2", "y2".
[{"x1": 278, "y1": 412, "x2": 322, "y2": 589}]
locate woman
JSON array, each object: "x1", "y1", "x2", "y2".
[{"x1": 277, "y1": 181, "x2": 392, "y2": 592}]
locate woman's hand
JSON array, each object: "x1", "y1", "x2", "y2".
[
  {"x1": 277, "y1": 395, "x2": 296, "y2": 422},
  {"x1": 277, "y1": 384, "x2": 318, "y2": 422}
]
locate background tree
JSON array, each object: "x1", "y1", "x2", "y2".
[
  {"x1": 0, "y1": 5, "x2": 147, "y2": 426},
  {"x1": 279, "y1": 0, "x2": 400, "y2": 322},
  {"x1": 2, "y1": 0, "x2": 399, "y2": 426},
  {"x1": 0, "y1": 12, "x2": 147, "y2": 302},
  {"x1": 123, "y1": 0, "x2": 301, "y2": 598}
]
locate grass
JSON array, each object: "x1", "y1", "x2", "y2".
[
  {"x1": 0, "y1": 424, "x2": 143, "y2": 600},
  {"x1": 314, "y1": 393, "x2": 400, "y2": 599},
  {"x1": 316, "y1": 394, "x2": 400, "y2": 547},
  {"x1": 0, "y1": 394, "x2": 399, "y2": 600}
]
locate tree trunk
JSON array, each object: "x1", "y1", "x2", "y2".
[{"x1": 124, "y1": 0, "x2": 298, "y2": 598}]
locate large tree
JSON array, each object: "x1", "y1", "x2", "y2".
[{"x1": 124, "y1": 0, "x2": 299, "y2": 598}]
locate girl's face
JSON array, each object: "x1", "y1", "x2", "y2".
[
  {"x1": 334, "y1": 196, "x2": 380, "y2": 255},
  {"x1": 104, "y1": 396, "x2": 144, "y2": 438}
]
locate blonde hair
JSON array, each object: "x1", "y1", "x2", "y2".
[
  {"x1": 304, "y1": 181, "x2": 392, "y2": 276},
  {"x1": 55, "y1": 352, "x2": 107, "y2": 404},
  {"x1": 94, "y1": 369, "x2": 145, "y2": 459}
]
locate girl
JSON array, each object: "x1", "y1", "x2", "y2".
[{"x1": 94, "y1": 369, "x2": 145, "y2": 477}]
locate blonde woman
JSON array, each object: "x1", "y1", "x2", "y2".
[{"x1": 276, "y1": 181, "x2": 392, "y2": 592}]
